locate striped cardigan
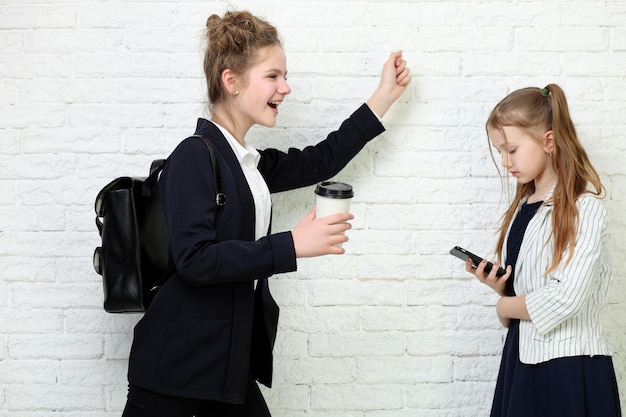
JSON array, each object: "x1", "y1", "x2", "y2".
[{"x1": 504, "y1": 192, "x2": 613, "y2": 364}]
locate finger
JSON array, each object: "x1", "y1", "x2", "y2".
[
  {"x1": 486, "y1": 262, "x2": 502, "y2": 282},
  {"x1": 396, "y1": 67, "x2": 411, "y2": 81},
  {"x1": 330, "y1": 231, "x2": 349, "y2": 243},
  {"x1": 396, "y1": 76, "x2": 411, "y2": 87},
  {"x1": 328, "y1": 222, "x2": 352, "y2": 235},
  {"x1": 398, "y1": 76, "x2": 411, "y2": 87},
  {"x1": 501, "y1": 265, "x2": 513, "y2": 281},
  {"x1": 388, "y1": 50, "x2": 402, "y2": 68},
  {"x1": 328, "y1": 236, "x2": 349, "y2": 252},
  {"x1": 396, "y1": 67, "x2": 410, "y2": 81},
  {"x1": 474, "y1": 260, "x2": 488, "y2": 277},
  {"x1": 395, "y1": 59, "x2": 407, "y2": 74},
  {"x1": 465, "y1": 258, "x2": 477, "y2": 274},
  {"x1": 319, "y1": 212, "x2": 354, "y2": 224},
  {"x1": 327, "y1": 245, "x2": 346, "y2": 255}
]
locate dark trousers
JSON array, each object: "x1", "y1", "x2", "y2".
[{"x1": 121, "y1": 377, "x2": 271, "y2": 417}]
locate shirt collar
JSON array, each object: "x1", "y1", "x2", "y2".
[{"x1": 210, "y1": 120, "x2": 261, "y2": 167}]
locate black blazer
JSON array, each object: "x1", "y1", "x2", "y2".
[{"x1": 127, "y1": 104, "x2": 385, "y2": 403}]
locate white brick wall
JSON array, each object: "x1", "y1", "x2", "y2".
[{"x1": 1, "y1": 0, "x2": 625, "y2": 415}]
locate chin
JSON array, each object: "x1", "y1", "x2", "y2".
[{"x1": 259, "y1": 118, "x2": 277, "y2": 128}]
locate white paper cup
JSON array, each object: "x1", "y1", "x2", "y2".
[{"x1": 315, "y1": 181, "x2": 354, "y2": 247}]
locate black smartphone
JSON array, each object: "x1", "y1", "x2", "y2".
[{"x1": 449, "y1": 246, "x2": 506, "y2": 277}]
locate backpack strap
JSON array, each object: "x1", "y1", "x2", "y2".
[
  {"x1": 147, "y1": 135, "x2": 225, "y2": 301},
  {"x1": 190, "y1": 135, "x2": 226, "y2": 207}
]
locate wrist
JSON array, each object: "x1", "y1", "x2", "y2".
[
  {"x1": 496, "y1": 297, "x2": 508, "y2": 319},
  {"x1": 366, "y1": 90, "x2": 392, "y2": 119}
]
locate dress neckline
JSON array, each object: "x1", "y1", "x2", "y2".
[{"x1": 523, "y1": 200, "x2": 543, "y2": 208}]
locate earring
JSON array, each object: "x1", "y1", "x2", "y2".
[{"x1": 234, "y1": 90, "x2": 239, "y2": 96}]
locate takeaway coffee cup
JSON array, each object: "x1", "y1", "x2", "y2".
[
  {"x1": 315, "y1": 181, "x2": 354, "y2": 247},
  {"x1": 315, "y1": 181, "x2": 354, "y2": 217}
]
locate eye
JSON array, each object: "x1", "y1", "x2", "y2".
[{"x1": 269, "y1": 75, "x2": 288, "y2": 81}]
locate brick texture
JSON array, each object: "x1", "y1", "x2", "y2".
[{"x1": 1, "y1": 0, "x2": 625, "y2": 415}]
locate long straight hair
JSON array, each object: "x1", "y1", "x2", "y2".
[{"x1": 486, "y1": 84, "x2": 604, "y2": 274}]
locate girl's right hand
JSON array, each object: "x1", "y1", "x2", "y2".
[
  {"x1": 466, "y1": 258, "x2": 512, "y2": 297},
  {"x1": 292, "y1": 207, "x2": 354, "y2": 258}
]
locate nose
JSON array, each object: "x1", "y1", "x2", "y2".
[
  {"x1": 280, "y1": 78, "x2": 291, "y2": 95},
  {"x1": 501, "y1": 153, "x2": 511, "y2": 168}
]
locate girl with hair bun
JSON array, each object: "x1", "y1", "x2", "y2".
[
  {"x1": 465, "y1": 84, "x2": 621, "y2": 417},
  {"x1": 121, "y1": 9, "x2": 411, "y2": 417}
]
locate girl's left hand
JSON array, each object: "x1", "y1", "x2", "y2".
[
  {"x1": 366, "y1": 50, "x2": 411, "y2": 118},
  {"x1": 466, "y1": 258, "x2": 512, "y2": 297},
  {"x1": 382, "y1": 50, "x2": 412, "y2": 98},
  {"x1": 291, "y1": 207, "x2": 354, "y2": 258}
]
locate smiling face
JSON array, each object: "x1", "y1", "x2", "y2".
[
  {"x1": 236, "y1": 45, "x2": 291, "y2": 129},
  {"x1": 489, "y1": 125, "x2": 556, "y2": 192}
]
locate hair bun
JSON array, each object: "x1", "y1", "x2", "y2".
[
  {"x1": 205, "y1": 14, "x2": 222, "y2": 33},
  {"x1": 206, "y1": 11, "x2": 260, "y2": 52}
]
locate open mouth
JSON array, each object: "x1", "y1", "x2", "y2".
[{"x1": 268, "y1": 101, "x2": 280, "y2": 110}]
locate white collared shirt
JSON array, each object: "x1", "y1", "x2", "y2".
[{"x1": 210, "y1": 121, "x2": 272, "y2": 240}]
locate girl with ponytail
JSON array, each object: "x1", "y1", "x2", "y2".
[{"x1": 465, "y1": 84, "x2": 621, "y2": 417}]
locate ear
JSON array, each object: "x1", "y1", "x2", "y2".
[
  {"x1": 220, "y1": 69, "x2": 239, "y2": 96},
  {"x1": 543, "y1": 130, "x2": 554, "y2": 155}
]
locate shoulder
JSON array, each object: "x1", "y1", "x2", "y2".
[
  {"x1": 169, "y1": 134, "x2": 222, "y2": 165},
  {"x1": 170, "y1": 119, "x2": 226, "y2": 156},
  {"x1": 173, "y1": 135, "x2": 206, "y2": 154},
  {"x1": 576, "y1": 194, "x2": 608, "y2": 224},
  {"x1": 163, "y1": 136, "x2": 216, "y2": 179},
  {"x1": 576, "y1": 193, "x2": 606, "y2": 212}
]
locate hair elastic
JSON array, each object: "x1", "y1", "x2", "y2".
[{"x1": 540, "y1": 86, "x2": 550, "y2": 97}]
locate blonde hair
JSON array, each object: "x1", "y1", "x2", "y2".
[
  {"x1": 204, "y1": 10, "x2": 281, "y2": 105},
  {"x1": 486, "y1": 84, "x2": 604, "y2": 274}
]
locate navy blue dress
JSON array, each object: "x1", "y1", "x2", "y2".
[{"x1": 491, "y1": 201, "x2": 622, "y2": 417}]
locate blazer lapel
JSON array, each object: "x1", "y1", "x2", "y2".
[{"x1": 196, "y1": 121, "x2": 257, "y2": 240}]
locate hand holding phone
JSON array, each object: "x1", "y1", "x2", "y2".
[{"x1": 449, "y1": 246, "x2": 506, "y2": 277}]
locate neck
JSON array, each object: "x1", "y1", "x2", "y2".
[
  {"x1": 530, "y1": 173, "x2": 557, "y2": 203},
  {"x1": 211, "y1": 107, "x2": 249, "y2": 146}
]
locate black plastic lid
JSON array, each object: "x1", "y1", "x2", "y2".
[{"x1": 314, "y1": 181, "x2": 354, "y2": 199}]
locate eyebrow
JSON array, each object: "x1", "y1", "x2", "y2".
[{"x1": 264, "y1": 68, "x2": 287, "y2": 76}]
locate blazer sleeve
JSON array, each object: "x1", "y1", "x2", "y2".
[
  {"x1": 525, "y1": 196, "x2": 609, "y2": 335},
  {"x1": 160, "y1": 137, "x2": 296, "y2": 287},
  {"x1": 258, "y1": 103, "x2": 385, "y2": 193}
]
